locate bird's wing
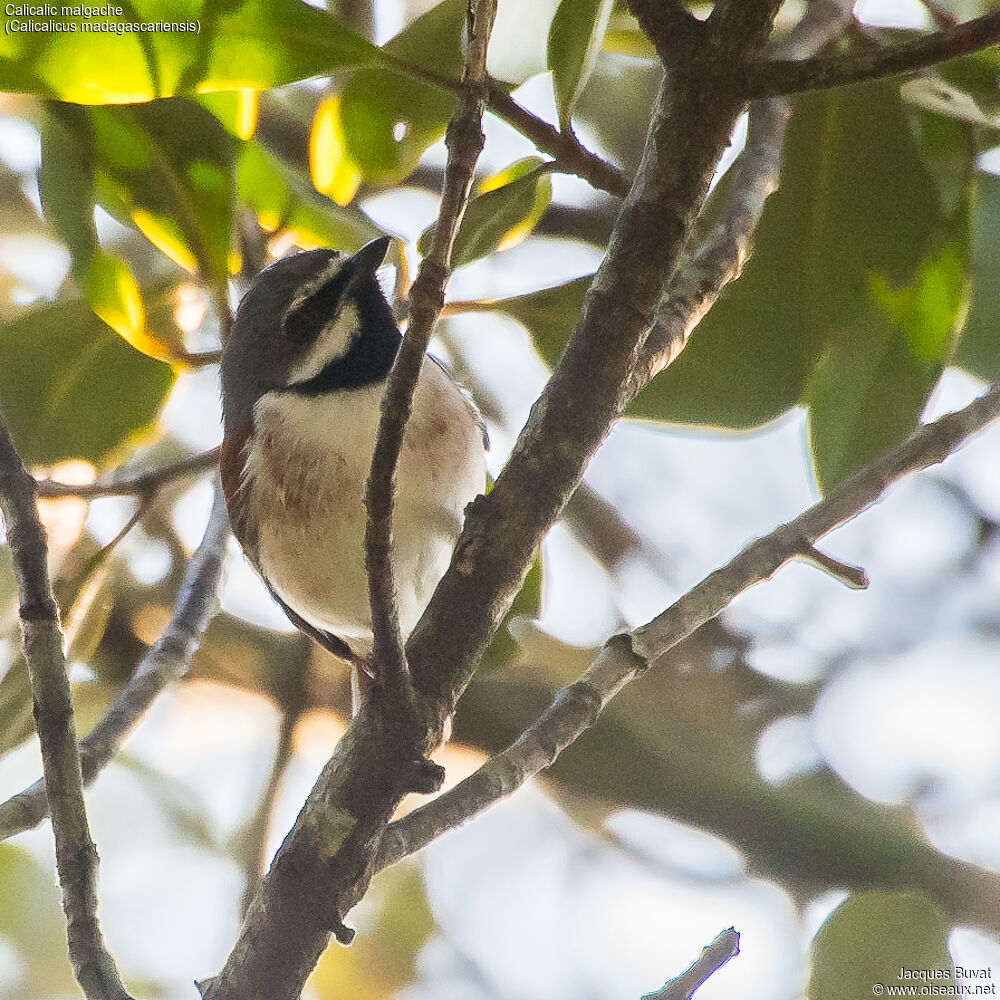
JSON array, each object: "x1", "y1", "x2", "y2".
[{"x1": 264, "y1": 581, "x2": 360, "y2": 665}]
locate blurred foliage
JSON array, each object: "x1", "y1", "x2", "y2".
[
  {"x1": 0, "y1": 0, "x2": 1000, "y2": 998},
  {"x1": 809, "y1": 892, "x2": 954, "y2": 1000}
]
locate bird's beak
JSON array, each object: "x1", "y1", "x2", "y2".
[{"x1": 345, "y1": 236, "x2": 392, "y2": 280}]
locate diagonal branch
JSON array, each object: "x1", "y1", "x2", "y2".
[
  {"x1": 0, "y1": 481, "x2": 228, "y2": 842},
  {"x1": 365, "y1": 0, "x2": 497, "y2": 699},
  {"x1": 746, "y1": 10, "x2": 1000, "y2": 98},
  {"x1": 625, "y1": 0, "x2": 703, "y2": 63},
  {"x1": 35, "y1": 448, "x2": 220, "y2": 500},
  {"x1": 205, "y1": 8, "x2": 785, "y2": 1000},
  {"x1": 641, "y1": 928, "x2": 740, "y2": 1000},
  {"x1": 627, "y1": 0, "x2": 855, "y2": 400},
  {"x1": 0, "y1": 417, "x2": 133, "y2": 1000},
  {"x1": 376, "y1": 382, "x2": 1000, "y2": 878}
]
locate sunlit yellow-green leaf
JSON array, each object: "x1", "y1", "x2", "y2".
[
  {"x1": 419, "y1": 159, "x2": 553, "y2": 267},
  {"x1": 0, "y1": 0, "x2": 385, "y2": 104},
  {"x1": 338, "y1": 0, "x2": 468, "y2": 184},
  {"x1": 310, "y1": 96, "x2": 363, "y2": 207},
  {"x1": 238, "y1": 141, "x2": 379, "y2": 251},
  {"x1": 197, "y1": 88, "x2": 259, "y2": 139}
]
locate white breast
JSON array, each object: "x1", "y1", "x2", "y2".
[{"x1": 243, "y1": 359, "x2": 485, "y2": 651}]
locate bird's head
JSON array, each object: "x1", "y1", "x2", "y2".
[{"x1": 221, "y1": 236, "x2": 397, "y2": 430}]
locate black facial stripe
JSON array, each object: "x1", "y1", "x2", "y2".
[
  {"x1": 282, "y1": 263, "x2": 353, "y2": 344},
  {"x1": 285, "y1": 279, "x2": 401, "y2": 394}
]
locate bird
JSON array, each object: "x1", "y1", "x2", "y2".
[{"x1": 219, "y1": 236, "x2": 487, "y2": 696}]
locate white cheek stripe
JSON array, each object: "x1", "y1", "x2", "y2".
[{"x1": 287, "y1": 303, "x2": 360, "y2": 383}]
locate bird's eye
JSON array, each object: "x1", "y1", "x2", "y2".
[{"x1": 282, "y1": 265, "x2": 351, "y2": 344}]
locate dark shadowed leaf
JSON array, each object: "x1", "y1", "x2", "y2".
[
  {"x1": 85, "y1": 99, "x2": 237, "y2": 284},
  {"x1": 481, "y1": 554, "x2": 543, "y2": 672},
  {"x1": 493, "y1": 273, "x2": 592, "y2": 364},
  {"x1": 956, "y1": 170, "x2": 1000, "y2": 378},
  {"x1": 809, "y1": 892, "x2": 953, "y2": 1000},
  {"x1": 629, "y1": 83, "x2": 944, "y2": 429},
  {"x1": 0, "y1": 297, "x2": 174, "y2": 465},
  {"x1": 0, "y1": 0, "x2": 383, "y2": 104},
  {"x1": 548, "y1": 0, "x2": 615, "y2": 130},
  {"x1": 807, "y1": 244, "x2": 965, "y2": 490}
]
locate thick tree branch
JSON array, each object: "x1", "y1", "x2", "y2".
[
  {"x1": 746, "y1": 10, "x2": 1000, "y2": 98},
  {"x1": 365, "y1": 0, "x2": 497, "y2": 698},
  {"x1": 0, "y1": 482, "x2": 228, "y2": 841},
  {"x1": 641, "y1": 928, "x2": 740, "y2": 1000},
  {"x1": 625, "y1": 0, "x2": 703, "y2": 63},
  {"x1": 0, "y1": 418, "x2": 132, "y2": 1000},
  {"x1": 206, "y1": 9, "x2": 783, "y2": 999},
  {"x1": 35, "y1": 448, "x2": 219, "y2": 500},
  {"x1": 377, "y1": 382, "x2": 1000, "y2": 873}
]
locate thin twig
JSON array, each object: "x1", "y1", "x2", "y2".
[
  {"x1": 0, "y1": 417, "x2": 133, "y2": 1000},
  {"x1": 0, "y1": 481, "x2": 229, "y2": 841},
  {"x1": 364, "y1": 0, "x2": 498, "y2": 699},
  {"x1": 746, "y1": 10, "x2": 1000, "y2": 98},
  {"x1": 35, "y1": 447, "x2": 220, "y2": 500},
  {"x1": 376, "y1": 382, "x2": 1000, "y2": 869},
  {"x1": 483, "y1": 82, "x2": 629, "y2": 197},
  {"x1": 641, "y1": 928, "x2": 740, "y2": 1000},
  {"x1": 379, "y1": 51, "x2": 629, "y2": 197},
  {"x1": 236, "y1": 636, "x2": 310, "y2": 916}
]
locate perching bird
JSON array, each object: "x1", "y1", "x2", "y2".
[{"x1": 219, "y1": 237, "x2": 487, "y2": 688}]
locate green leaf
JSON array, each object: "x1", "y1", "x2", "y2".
[
  {"x1": 0, "y1": 846, "x2": 78, "y2": 998},
  {"x1": 629, "y1": 83, "x2": 945, "y2": 429},
  {"x1": 86, "y1": 99, "x2": 237, "y2": 283},
  {"x1": 337, "y1": 0, "x2": 468, "y2": 184},
  {"x1": 956, "y1": 170, "x2": 1000, "y2": 378},
  {"x1": 548, "y1": 0, "x2": 615, "y2": 130},
  {"x1": 805, "y1": 311, "x2": 943, "y2": 492},
  {"x1": 39, "y1": 105, "x2": 157, "y2": 355},
  {"x1": 809, "y1": 892, "x2": 954, "y2": 1000},
  {"x1": 870, "y1": 244, "x2": 968, "y2": 364},
  {"x1": 0, "y1": 296, "x2": 175, "y2": 465},
  {"x1": 806, "y1": 244, "x2": 966, "y2": 489},
  {"x1": 419, "y1": 159, "x2": 553, "y2": 267},
  {"x1": 493, "y1": 274, "x2": 592, "y2": 364},
  {"x1": 481, "y1": 554, "x2": 543, "y2": 672},
  {"x1": 238, "y1": 141, "x2": 379, "y2": 251},
  {"x1": 0, "y1": 0, "x2": 383, "y2": 104}
]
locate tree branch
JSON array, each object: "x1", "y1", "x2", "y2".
[
  {"x1": 34, "y1": 448, "x2": 219, "y2": 500},
  {"x1": 628, "y1": 0, "x2": 855, "y2": 399},
  {"x1": 381, "y1": 52, "x2": 629, "y2": 197},
  {"x1": 0, "y1": 418, "x2": 132, "y2": 1000},
  {"x1": 641, "y1": 928, "x2": 740, "y2": 1000},
  {"x1": 483, "y1": 81, "x2": 630, "y2": 197},
  {"x1": 376, "y1": 382, "x2": 1000, "y2": 872},
  {"x1": 0, "y1": 481, "x2": 228, "y2": 841},
  {"x1": 746, "y1": 10, "x2": 1000, "y2": 99},
  {"x1": 625, "y1": 0, "x2": 703, "y2": 63},
  {"x1": 205, "y1": 9, "x2": 784, "y2": 998},
  {"x1": 365, "y1": 0, "x2": 497, "y2": 699}
]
